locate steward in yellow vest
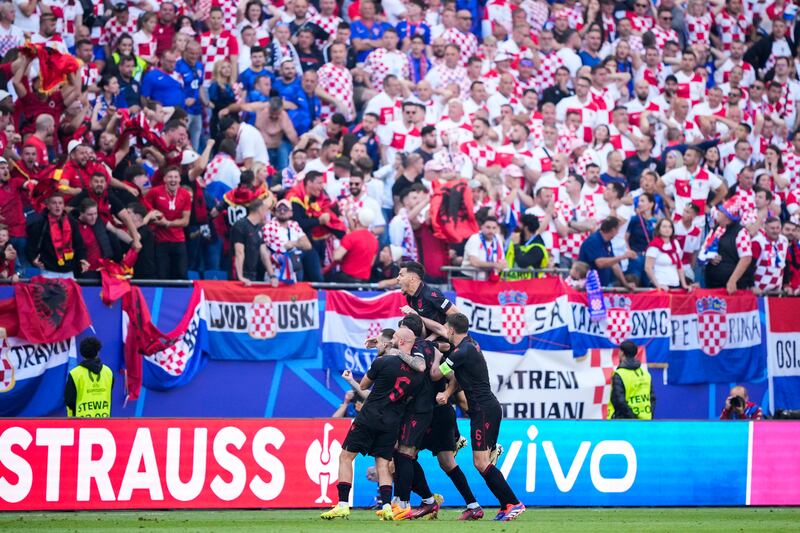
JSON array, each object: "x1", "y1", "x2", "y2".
[
  {"x1": 504, "y1": 214, "x2": 549, "y2": 280},
  {"x1": 607, "y1": 341, "x2": 654, "y2": 420},
  {"x1": 65, "y1": 337, "x2": 113, "y2": 418}
]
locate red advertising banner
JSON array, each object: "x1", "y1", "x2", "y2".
[{"x1": 0, "y1": 419, "x2": 351, "y2": 510}]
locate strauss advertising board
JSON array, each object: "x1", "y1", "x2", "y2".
[{"x1": 1, "y1": 419, "x2": 798, "y2": 510}]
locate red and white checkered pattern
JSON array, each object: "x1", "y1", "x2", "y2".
[
  {"x1": 460, "y1": 140, "x2": 497, "y2": 168},
  {"x1": 675, "y1": 71, "x2": 706, "y2": 106},
  {"x1": 217, "y1": 0, "x2": 239, "y2": 32},
  {"x1": 311, "y1": 14, "x2": 342, "y2": 44},
  {"x1": 697, "y1": 311, "x2": 728, "y2": 356},
  {"x1": 43, "y1": 0, "x2": 83, "y2": 47},
  {"x1": 662, "y1": 167, "x2": 722, "y2": 223},
  {"x1": 100, "y1": 16, "x2": 137, "y2": 47},
  {"x1": 81, "y1": 63, "x2": 100, "y2": 91},
  {"x1": 317, "y1": 63, "x2": 355, "y2": 122},
  {"x1": 249, "y1": 297, "x2": 278, "y2": 340},
  {"x1": 442, "y1": 27, "x2": 478, "y2": 67},
  {"x1": 626, "y1": 12, "x2": 654, "y2": 33},
  {"x1": 753, "y1": 233, "x2": 789, "y2": 292},
  {"x1": 605, "y1": 308, "x2": 632, "y2": 346},
  {"x1": 200, "y1": 30, "x2": 240, "y2": 83},
  {"x1": 674, "y1": 222, "x2": 703, "y2": 266},
  {"x1": 713, "y1": 10, "x2": 748, "y2": 51},
  {"x1": 555, "y1": 196, "x2": 596, "y2": 260},
  {"x1": 524, "y1": 0, "x2": 549, "y2": 32},
  {"x1": 651, "y1": 25, "x2": 680, "y2": 50},
  {"x1": 367, "y1": 321, "x2": 383, "y2": 340},
  {"x1": 501, "y1": 305, "x2": 526, "y2": 345},
  {"x1": 133, "y1": 30, "x2": 158, "y2": 60},
  {"x1": 262, "y1": 219, "x2": 304, "y2": 253},
  {"x1": 534, "y1": 51, "x2": 563, "y2": 94},
  {"x1": 148, "y1": 343, "x2": 191, "y2": 376},
  {"x1": 686, "y1": 13, "x2": 712, "y2": 46},
  {"x1": 363, "y1": 48, "x2": 412, "y2": 91},
  {"x1": 0, "y1": 353, "x2": 13, "y2": 391},
  {"x1": 425, "y1": 63, "x2": 470, "y2": 98}
]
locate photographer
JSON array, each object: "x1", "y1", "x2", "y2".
[{"x1": 720, "y1": 386, "x2": 763, "y2": 420}]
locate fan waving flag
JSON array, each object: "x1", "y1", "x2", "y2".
[
  {"x1": 14, "y1": 276, "x2": 91, "y2": 344},
  {"x1": 19, "y1": 43, "x2": 80, "y2": 94},
  {"x1": 429, "y1": 179, "x2": 479, "y2": 243},
  {"x1": 322, "y1": 291, "x2": 407, "y2": 372}
]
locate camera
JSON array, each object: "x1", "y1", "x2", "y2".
[{"x1": 730, "y1": 396, "x2": 745, "y2": 409}]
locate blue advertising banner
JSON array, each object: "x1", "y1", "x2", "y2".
[{"x1": 351, "y1": 420, "x2": 750, "y2": 507}]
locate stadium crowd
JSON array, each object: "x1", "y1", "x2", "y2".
[{"x1": 2, "y1": 0, "x2": 800, "y2": 291}]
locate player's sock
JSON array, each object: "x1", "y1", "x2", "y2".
[
  {"x1": 467, "y1": 502, "x2": 480, "y2": 509},
  {"x1": 411, "y1": 459, "x2": 433, "y2": 500},
  {"x1": 446, "y1": 465, "x2": 478, "y2": 506},
  {"x1": 379, "y1": 485, "x2": 393, "y2": 506},
  {"x1": 336, "y1": 482, "x2": 351, "y2": 505},
  {"x1": 480, "y1": 464, "x2": 519, "y2": 507},
  {"x1": 393, "y1": 451, "x2": 415, "y2": 503},
  {"x1": 421, "y1": 497, "x2": 435, "y2": 504}
]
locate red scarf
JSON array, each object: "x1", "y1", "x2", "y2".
[
  {"x1": 48, "y1": 213, "x2": 74, "y2": 266},
  {"x1": 649, "y1": 237, "x2": 681, "y2": 266}
]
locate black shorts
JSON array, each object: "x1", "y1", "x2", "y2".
[
  {"x1": 398, "y1": 408, "x2": 434, "y2": 450},
  {"x1": 420, "y1": 404, "x2": 458, "y2": 454},
  {"x1": 469, "y1": 401, "x2": 502, "y2": 452},
  {"x1": 342, "y1": 420, "x2": 397, "y2": 460}
]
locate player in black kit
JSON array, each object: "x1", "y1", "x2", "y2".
[
  {"x1": 391, "y1": 314, "x2": 483, "y2": 521},
  {"x1": 397, "y1": 261, "x2": 459, "y2": 329},
  {"x1": 432, "y1": 313, "x2": 526, "y2": 522},
  {"x1": 321, "y1": 327, "x2": 424, "y2": 521}
]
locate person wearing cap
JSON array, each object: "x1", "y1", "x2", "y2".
[
  {"x1": 607, "y1": 341, "x2": 654, "y2": 420},
  {"x1": 330, "y1": 207, "x2": 379, "y2": 283},
  {"x1": 263, "y1": 198, "x2": 312, "y2": 283},
  {"x1": 701, "y1": 197, "x2": 755, "y2": 293}
]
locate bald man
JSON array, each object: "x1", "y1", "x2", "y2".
[{"x1": 321, "y1": 326, "x2": 425, "y2": 520}]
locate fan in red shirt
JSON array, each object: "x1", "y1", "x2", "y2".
[
  {"x1": 143, "y1": 166, "x2": 192, "y2": 279},
  {"x1": 330, "y1": 207, "x2": 379, "y2": 282},
  {"x1": 0, "y1": 157, "x2": 29, "y2": 243},
  {"x1": 61, "y1": 142, "x2": 112, "y2": 195}
]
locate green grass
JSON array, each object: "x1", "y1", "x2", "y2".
[{"x1": 1, "y1": 508, "x2": 799, "y2": 533}]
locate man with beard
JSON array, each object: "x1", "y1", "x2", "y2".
[
  {"x1": 61, "y1": 142, "x2": 133, "y2": 199},
  {"x1": 397, "y1": 261, "x2": 459, "y2": 332},
  {"x1": 459, "y1": 117, "x2": 499, "y2": 178},
  {"x1": 321, "y1": 327, "x2": 423, "y2": 521},
  {"x1": 69, "y1": 172, "x2": 141, "y2": 249},
  {"x1": 338, "y1": 173, "x2": 384, "y2": 234},
  {"x1": 390, "y1": 313, "x2": 483, "y2": 521}
]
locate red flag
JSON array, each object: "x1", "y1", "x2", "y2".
[
  {"x1": 98, "y1": 247, "x2": 139, "y2": 306},
  {"x1": 19, "y1": 43, "x2": 80, "y2": 95},
  {"x1": 0, "y1": 296, "x2": 19, "y2": 338},
  {"x1": 429, "y1": 179, "x2": 479, "y2": 243},
  {"x1": 14, "y1": 276, "x2": 91, "y2": 344},
  {"x1": 285, "y1": 181, "x2": 347, "y2": 238}
]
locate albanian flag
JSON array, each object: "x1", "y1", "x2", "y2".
[
  {"x1": 429, "y1": 178, "x2": 478, "y2": 243},
  {"x1": 14, "y1": 276, "x2": 91, "y2": 344},
  {"x1": 19, "y1": 43, "x2": 80, "y2": 95}
]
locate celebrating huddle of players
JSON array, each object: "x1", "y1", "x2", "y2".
[{"x1": 320, "y1": 261, "x2": 525, "y2": 522}]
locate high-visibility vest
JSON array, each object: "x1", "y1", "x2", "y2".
[
  {"x1": 504, "y1": 240, "x2": 549, "y2": 280},
  {"x1": 607, "y1": 367, "x2": 652, "y2": 420},
  {"x1": 67, "y1": 364, "x2": 113, "y2": 418}
]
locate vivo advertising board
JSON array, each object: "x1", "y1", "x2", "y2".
[{"x1": 1, "y1": 419, "x2": 797, "y2": 510}]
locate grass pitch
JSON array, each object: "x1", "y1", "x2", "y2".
[{"x1": 1, "y1": 508, "x2": 799, "y2": 533}]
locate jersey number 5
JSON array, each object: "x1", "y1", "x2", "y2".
[{"x1": 389, "y1": 376, "x2": 412, "y2": 401}]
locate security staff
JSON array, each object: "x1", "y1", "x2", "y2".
[
  {"x1": 64, "y1": 337, "x2": 113, "y2": 418},
  {"x1": 504, "y1": 214, "x2": 548, "y2": 280},
  {"x1": 607, "y1": 340, "x2": 655, "y2": 420}
]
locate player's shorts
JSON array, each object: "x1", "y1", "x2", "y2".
[
  {"x1": 342, "y1": 420, "x2": 397, "y2": 460},
  {"x1": 420, "y1": 404, "x2": 458, "y2": 454},
  {"x1": 469, "y1": 400, "x2": 502, "y2": 452},
  {"x1": 398, "y1": 408, "x2": 434, "y2": 449}
]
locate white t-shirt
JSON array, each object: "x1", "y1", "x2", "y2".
[
  {"x1": 236, "y1": 123, "x2": 270, "y2": 166},
  {"x1": 645, "y1": 240, "x2": 683, "y2": 287},
  {"x1": 462, "y1": 232, "x2": 504, "y2": 280},
  {"x1": 13, "y1": 0, "x2": 39, "y2": 34}
]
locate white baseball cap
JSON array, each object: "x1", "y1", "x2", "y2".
[
  {"x1": 181, "y1": 150, "x2": 200, "y2": 165},
  {"x1": 67, "y1": 139, "x2": 82, "y2": 154}
]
